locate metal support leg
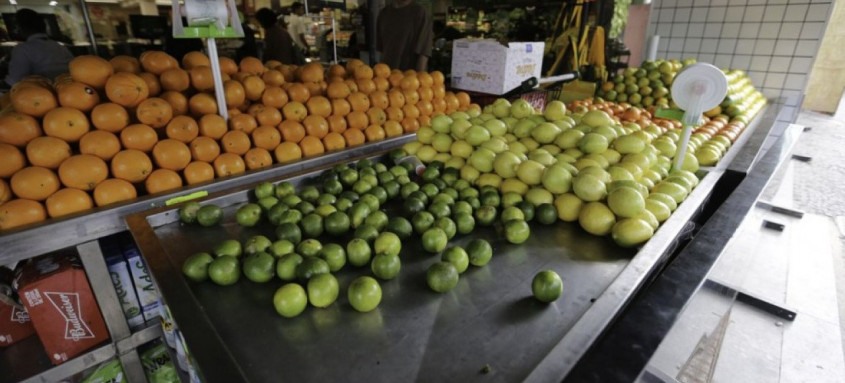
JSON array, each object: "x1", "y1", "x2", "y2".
[{"x1": 78, "y1": 0, "x2": 99, "y2": 56}]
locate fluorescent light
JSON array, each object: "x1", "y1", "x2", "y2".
[
  {"x1": 49, "y1": 0, "x2": 58, "y2": 5},
  {"x1": 9, "y1": 0, "x2": 17, "y2": 5}
]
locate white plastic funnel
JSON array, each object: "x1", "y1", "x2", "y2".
[{"x1": 670, "y1": 63, "x2": 728, "y2": 171}]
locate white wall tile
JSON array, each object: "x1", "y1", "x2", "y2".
[
  {"x1": 660, "y1": 0, "x2": 678, "y2": 7},
  {"x1": 678, "y1": 0, "x2": 693, "y2": 7},
  {"x1": 769, "y1": 57, "x2": 791, "y2": 72},
  {"x1": 794, "y1": 40, "x2": 819, "y2": 57},
  {"x1": 684, "y1": 38, "x2": 702, "y2": 52},
  {"x1": 675, "y1": 8, "x2": 691, "y2": 22},
  {"x1": 687, "y1": 23, "x2": 705, "y2": 38},
  {"x1": 767, "y1": 0, "x2": 788, "y2": 5},
  {"x1": 672, "y1": 23, "x2": 688, "y2": 37},
  {"x1": 765, "y1": 73, "x2": 786, "y2": 89},
  {"x1": 753, "y1": 39, "x2": 775, "y2": 55},
  {"x1": 747, "y1": 0, "x2": 767, "y2": 5},
  {"x1": 763, "y1": 5, "x2": 786, "y2": 22},
  {"x1": 784, "y1": 74, "x2": 807, "y2": 91},
  {"x1": 728, "y1": 0, "x2": 747, "y2": 6},
  {"x1": 732, "y1": 55, "x2": 752, "y2": 70},
  {"x1": 748, "y1": 71, "x2": 766, "y2": 86},
  {"x1": 744, "y1": 6, "x2": 765, "y2": 22},
  {"x1": 710, "y1": 0, "x2": 729, "y2": 6},
  {"x1": 758, "y1": 23, "x2": 780, "y2": 39},
  {"x1": 708, "y1": 7, "x2": 727, "y2": 22},
  {"x1": 781, "y1": 90, "x2": 802, "y2": 104},
  {"x1": 691, "y1": 8, "x2": 708, "y2": 22},
  {"x1": 659, "y1": 9, "x2": 674, "y2": 23},
  {"x1": 658, "y1": 50, "x2": 669, "y2": 59},
  {"x1": 806, "y1": 3, "x2": 830, "y2": 22},
  {"x1": 722, "y1": 23, "x2": 740, "y2": 38},
  {"x1": 701, "y1": 39, "x2": 718, "y2": 53},
  {"x1": 750, "y1": 56, "x2": 770, "y2": 71},
  {"x1": 725, "y1": 7, "x2": 745, "y2": 22},
  {"x1": 771, "y1": 40, "x2": 796, "y2": 56},
  {"x1": 659, "y1": 38, "x2": 669, "y2": 52},
  {"x1": 704, "y1": 25, "x2": 722, "y2": 38},
  {"x1": 735, "y1": 39, "x2": 755, "y2": 54},
  {"x1": 718, "y1": 39, "x2": 737, "y2": 54},
  {"x1": 783, "y1": 4, "x2": 809, "y2": 22},
  {"x1": 779, "y1": 23, "x2": 803, "y2": 39},
  {"x1": 789, "y1": 57, "x2": 813, "y2": 73},
  {"x1": 800, "y1": 22, "x2": 825, "y2": 39},
  {"x1": 698, "y1": 53, "x2": 716, "y2": 63},
  {"x1": 669, "y1": 38, "x2": 685, "y2": 52},
  {"x1": 657, "y1": 23, "x2": 672, "y2": 36},
  {"x1": 762, "y1": 88, "x2": 781, "y2": 99},
  {"x1": 740, "y1": 23, "x2": 760, "y2": 39},
  {"x1": 715, "y1": 54, "x2": 733, "y2": 68}
]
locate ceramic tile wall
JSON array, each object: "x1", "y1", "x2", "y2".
[{"x1": 647, "y1": 0, "x2": 833, "y2": 108}]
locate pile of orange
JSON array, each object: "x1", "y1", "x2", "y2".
[{"x1": 0, "y1": 51, "x2": 477, "y2": 231}]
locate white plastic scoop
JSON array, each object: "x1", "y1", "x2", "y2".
[{"x1": 670, "y1": 63, "x2": 728, "y2": 171}]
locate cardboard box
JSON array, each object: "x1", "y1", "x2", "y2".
[
  {"x1": 121, "y1": 236, "x2": 161, "y2": 322},
  {"x1": 451, "y1": 39, "x2": 545, "y2": 95},
  {"x1": 16, "y1": 253, "x2": 109, "y2": 364},
  {"x1": 0, "y1": 284, "x2": 36, "y2": 347},
  {"x1": 101, "y1": 238, "x2": 144, "y2": 329},
  {"x1": 81, "y1": 358, "x2": 127, "y2": 383}
]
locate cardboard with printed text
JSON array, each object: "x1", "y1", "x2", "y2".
[
  {"x1": 451, "y1": 39, "x2": 545, "y2": 95},
  {"x1": 0, "y1": 283, "x2": 36, "y2": 347}
]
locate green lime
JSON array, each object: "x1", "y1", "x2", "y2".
[
  {"x1": 426, "y1": 262, "x2": 459, "y2": 293},
  {"x1": 319, "y1": 243, "x2": 347, "y2": 272},
  {"x1": 182, "y1": 252, "x2": 214, "y2": 282},
  {"x1": 408, "y1": 191, "x2": 429, "y2": 205},
  {"x1": 244, "y1": 235, "x2": 272, "y2": 255},
  {"x1": 383, "y1": 180, "x2": 401, "y2": 200},
  {"x1": 213, "y1": 239, "x2": 242, "y2": 258},
  {"x1": 368, "y1": 186, "x2": 388, "y2": 205},
  {"x1": 400, "y1": 182, "x2": 420, "y2": 199},
  {"x1": 323, "y1": 179, "x2": 343, "y2": 195},
  {"x1": 430, "y1": 178, "x2": 447, "y2": 191},
  {"x1": 350, "y1": 202, "x2": 371, "y2": 228},
  {"x1": 421, "y1": 183, "x2": 440, "y2": 199},
  {"x1": 517, "y1": 201, "x2": 535, "y2": 222},
  {"x1": 299, "y1": 186, "x2": 320, "y2": 203},
  {"x1": 269, "y1": 240, "x2": 295, "y2": 258},
  {"x1": 390, "y1": 165, "x2": 409, "y2": 177},
  {"x1": 371, "y1": 253, "x2": 401, "y2": 280},
  {"x1": 348, "y1": 276, "x2": 382, "y2": 313},
  {"x1": 273, "y1": 283, "x2": 308, "y2": 318},
  {"x1": 208, "y1": 255, "x2": 240, "y2": 286},
  {"x1": 277, "y1": 209, "x2": 303, "y2": 225},
  {"x1": 314, "y1": 204, "x2": 337, "y2": 217},
  {"x1": 353, "y1": 179, "x2": 373, "y2": 194},
  {"x1": 274, "y1": 182, "x2": 296, "y2": 199},
  {"x1": 434, "y1": 217, "x2": 457, "y2": 239},
  {"x1": 308, "y1": 273, "x2": 339, "y2": 308},
  {"x1": 422, "y1": 167, "x2": 440, "y2": 182},
  {"x1": 403, "y1": 197, "x2": 426, "y2": 217},
  {"x1": 359, "y1": 194, "x2": 381, "y2": 212},
  {"x1": 454, "y1": 212, "x2": 475, "y2": 235},
  {"x1": 179, "y1": 201, "x2": 201, "y2": 224},
  {"x1": 452, "y1": 201, "x2": 473, "y2": 216},
  {"x1": 475, "y1": 205, "x2": 498, "y2": 226},
  {"x1": 504, "y1": 219, "x2": 531, "y2": 244},
  {"x1": 357, "y1": 158, "x2": 374, "y2": 169},
  {"x1": 466, "y1": 239, "x2": 493, "y2": 266},
  {"x1": 374, "y1": 232, "x2": 401, "y2": 257},
  {"x1": 453, "y1": 179, "x2": 471, "y2": 191},
  {"x1": 501, "y1": 206, "x2": 525, "y2": 222},
  {"x1": 412, "y1": 211, "x2": 435, "y2": 234},
  {"x1": 297, "y1": 239, "x2": 323, "y2": 258},
  {"x1": 377, "y1": 171, "x2": 395, "y2": 185},
  {"x1": 346, "y1": 238, "x2": 372, "y2": 267},
  {"x1": 296, "y1": 201, "x2": 316, "y2": 215},
  {"x1": 365, "y1": 210, "x2": 390, "y2": 231},
  {"x1": 459, "y1": 187, "x2": 479, "y2": 200},
  {"x1": 501, "y1": 192, "x2": 523, "y2": 208},
  {"x1": 300, "y1": 213, "x2": 324, "y2": 238},
  {"x1": 532, "y1": 270, "x2": 563, "y2": 303},
  {"x1": 480, "y1": 190, "x2": 501, "y2": 207},
  {"x1": 295, "y1": 256, "x2": 329, "y2": 280},
  {"x1": 197, "y1": 205, "x2": 223, "y2": 227},
  {"x1": 275, "y1": 253, "x2": 303, "y2": 281},
  {"x1": 466, "y1": 197, "x2": 481, "y2": 210},
  {"x1": 243, "y1": 252, "x2": 276, "y2": 283},
  {"x1": 374, "y1": 162, "x2": 388, "y2": 172},
  {"x1": 316, "y1": 193, "x2": 337, "y2": 207},
  {"x1": 386, "y1": 217, "x2": 413, "y2": 240},
  {"x1": 395, "y1": 174, "x2": 411, "y2": 186},
  {"x1": 428, "y1": 202, "x2": 451, "y2": 219},
  {"x1": 235, "y1": 203, "x2": 262, "y2": 227},
  {"x1": 441, "y1": 246, "x2": 469, "y2": 273},
  {"x1": 340, "y1": 168, "x2": 359, "y2": 186},
  {"x1": 354, "y1": 224, "x2": 380, "y2": 243},
  {"x1": 324, "y1": 211, "x2": 351, "y2": 236},
  {"x1": 335, "y1": 197, "x2": 353, "y2": 213},
  {"x1": 257, "y1": 196, "x2": 280, "y2": 211},
  {"x1": 266, "y1": 203, "x2": 289, "y2": 225},
  {"x1": 275, "y1": 222, "x2": 302, "y2": 244},
  {"x1": 281, "y1": 194, "x2": 302, "y2": 207},
  {"x1": 422, "y1": 228, "x2": 448, "y2": 253},
  {"x1": 535, "y1": 203, "x2": 558, "y2": 225}
]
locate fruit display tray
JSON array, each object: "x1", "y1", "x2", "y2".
[{"x1": 126, "y1": 145, "x2": 726, "y2": 382}]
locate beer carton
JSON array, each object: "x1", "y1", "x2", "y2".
[
  {"x1": 16, "y1": 253, "x2": 109, "y2": 365},
  {"x1": 121, "y1": 236, "x2": 161, "y2": 322},
  {"x1": 0, "y1": 283, "x2": 36, "y2": 347},
  {"x1": 140, "y1": 340, "x2": 179, "y2": 383},
  {"x1": 81, "y1": 358, "x2": 127, "y2": 383},
  {"x1": 451, "y1": 39, "x2": 545, "y2": 95},
  {"x1": 101, "y1": 238, "x2": 144, "y2": 329}
]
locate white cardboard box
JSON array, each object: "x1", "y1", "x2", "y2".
[{"x1": 450, "y1": 39, "x2": 545, "y2": 95}]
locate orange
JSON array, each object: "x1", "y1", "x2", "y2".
[
  {"x1": 417, "y1": 72, "x2": 433, "y2": 88},
  {"x1": 220, "y1": 130, "x2": 252, "y2": 155},
  {"x1": 274, "y1": 141, "x2": 302, "y2": 163},
  {"x1": 364, "y1": 125, "x2": 386, "y2": 142},
  {"x1": 182, "y1": 51, "x2": 210, "y2": 69},
  {"x1": 347, "y1": 92, "x2": 371, "y2": 112},
  {"x1": 135, "y1": 97, "x2": 173, "y2": 128},
  {"x1": 0, "y1": 199, "x2": 46, "y2": 231},
  {"x1": 58, "y1": 154, "x2": 108, "y2": 191},
  {"x1": 224, "y1": 80, "x2": 246, "y2": 108},
  {"x1": 331, "y1": 98, "x2": 351, "y2": 116},
  {"x1": 444, "y1": 92, "x2": 460, "y2": 112},
  {"x1": 366, "y1": 108, "x2": 387, "y2": 126},
  {"x1": 166, "y1": 115, "x2": 199, "y2": 143},
  {"x1": 322, "y1": 132, "x2": 346, "y2": 152},
  {"x1": 386, "y1": 106, "x2": 404, "y2": 122},
  {"x1": 195, "y1": 115, "x2": 224, "y2": 141},
  {"x1": 105, "y1": 72, "x2": 149, "y2": 107},
  {"x1": 0, "y1": 179, "x2": 9, "y2": 205},
  {"x1": 138, "y1": 72, "x2": 162, "y2": 97},
  {"x1": 229, "y1": 113, "x2": 258, "y2": 133},
  {"x1": 183, "y1": 161, "x2": 215, "y2": 185},
  {"x1": 344, "y1": 79, "x2": 359, "y2": 94},
  {"x1": 401, "y1": 117, "x2": 420, "y2": 133},
  {"x1": 111, "y1": 150, "x2": 153, "y2": 182},
  {"x1": 79, "y1": 130, "x2": 121, "y2": 161},
  {"x1": 401, "y1": 75, "x2": 420, "y2": 92},
  {"x1": 299, "y1": 135, "x2": 324, "y2": 158},
  {"x1": 160, "y1": 68, "x2": 190, "y2": 92},
  {"x1": 418, "y1": 115, "x2": 431, "y2": 128},
  {"x1": 25, "y1": 137, "x2": 70, "y2": 170},
  {"x1": 140, "y1": 50, "x2": 178, "y2": 75},
  {"x1": 431, "y1": 71, "x2": 445, "y2": 85},
  {"x1": 374, "y1": 77, "x2": 390, "y2": 92},
  {"x1": 145, "y1": 169, "x2": 183, "y2": 195},
  {"x1": 373, "y1": 63, "x2": 391, "y2": 78},
  {"x1": 432, "y1": 98, "x2": 447, "y2": 113},
  {"x1": 282, "y1": 101, "x2": 308, "y2": 122},
  {"x1": 286, "y1": 83, "x2": 310, "y2": 103},
  {"x1": 306, "y1": 96, "x2": 332, "y2": 118},
  {"x1": 161, "y1": 91, "x2": 189, "y2": 116},
  {"x1": 353, "y1": 65, "x2": 374, "y2": 81},
  {"x1": 239, "y1": 57, "x2": 265, "y2": 74},
  {"x1": 345, "y1": 59, "x2": 365, "y2": 74},
  {"x1": 327, "y1": 81, "x2": 351, "y2": 99},
  {"x1": 91, "y1": 103, "x2": 130, "y2": 133},
  {"x1": 402, "y1": 104, "x2": 420, "y2": 120},
  {"x1": 328, "y1": 64, "x2": 346, "y2": 79},
  {"x1": 152, "y1": 139, "x2": 192, "y2": 171},
  {"x1": 120, "y1": 124, "x2": 158, "y2": 152},
  {"x1": 327, "y1": 115, "x2": 347, "y2": 134},
  {"x1": 346, "y1": 111, "x2": 369, "y2": 131},
  {"x1": 403, "y1": 89, "x2": 420, "y2": 105},
  {"x1": 433, "y1": 86, "x2": 446, "y2": 100},
  {"x1": 0, "y1": 112, "x2": 42, "y2": 147},
  {"x1": 0, "y1": 144, "x2": 26, "y2": 178},
  {"x1": 213, "y1": 153, "x2": 246, "y2": 177},
  {"x1": 251, "y1": 126, "x2": 282, "y2": 150},
  {"x1": 254, "y1": 105, "x2": 283, "y2": 126},
  {"x1": 244, "y1": 147, "x2": 273, "y2": 170},
  {"x1": 261, "y1": 86, "x2": 288, "y2": 108},
  {"x1": 69, "y1": 55, "x2": 113, "y2": 88},
  {"x1": 262, "y1": 70, "x2": 286, "y2": 87},
  {"x1": 45, "y1": 188, "x2": 93, "y2": 218},
  {"x1": 303, "y1": 115, "x2": 329, "y2": 139},
  {"x1": 417, "y1": 100, "x2": 434, "y2": 117},
  {"x1": 298, "y1": 62, "x2": 325, "y2": 83},
  {"x1": 342, "y1": 128, "x2": 365, "y2": 147},
  {"x1": 418, "y1": 87, "x2": 434, "y2": 102},
  {"x1": 279, "y1": 120, "x2": 306, "y2": 143},
  {"x1": 219, "y1": 57, "x2": 239, "y2": 75},
  {"x1": 57, "y1": 82, "x2": 100, "y2": 112},
  {"x1": 189, "y1": 66, "x2": 215, "y2": 92},
  {"x1": 231, "y1": 72, "x2": 251, "y2": 82},
  {"x1": 189, "y1": 93, "x2": 218, "y2": 117},
  {"x1": 93, "y1": 178, "x2": 137, "y2": 207},
  {"x1": 356, "y1": 78, "x2": 376, "y2": 94},
  {"x1": 110, "y1": 55, "x2": 141, "y2": 73},
  {"x1": 10, "y1": 85, "x2": 57, "y2": 117},
  {"x1": 456, "y1": 91, "x2": 471, "y2": 108},
  {"x1": 388, "y1": 72, "x2": 404, "y2": 88},
  {"x1": 189, "y1": 136, "x2": 221, "y2": 162},
  {"x1": 388, "y1": 89, "x2": 406, "y2": 108},
  {"x1": 384, "y1": 120, "x2": 404, "y2": 138},
  {"x1": 43, "y1": 107, "x2": 90, "y2": 142},
  {"x1": 242, "y1": 75, "x2": 266, "y2": 101},
  {"x1": 369, "y1": 90, "x2": 389, "y2": 110}
]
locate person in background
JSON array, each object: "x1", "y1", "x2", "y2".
[
  {"x1": 236, "y1": 21, "x2": 259, "y2": 62},
  {"x1": 255, "y1": 8, "x2": 295, "y2": 64},
  {"x1": 377, "y1": 0, "x2": 433, "y2": 72},
  {"x1": 287, "y1": 2, "x2": 310, "y2": 56},
  {"x1": 4, "y1": 8, "x2": 74, "y2": 86},
  {"x1": 163, "y1": 17, "x2": 204, "y2": 63}
]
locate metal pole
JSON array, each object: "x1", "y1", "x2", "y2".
[
  {"x1": 78, "y1": 0, "x2": 99, "y2": 55},
  {"x1": 331, "y1": 15, "x2": 338, "y2": 64},
  {"x1": 367, "y1": 0, "x2": 378, "y2": 65},
  {"x1": 207, "y1": 38, "x2": 229, "y2": 121}
]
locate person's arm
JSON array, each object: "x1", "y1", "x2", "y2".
[
  {"x1": 416, "y1": 56, "x2": 428, "y2": 72},
  {"x1": 4, "y1": 46, "x2": 30, "y2": 87}
]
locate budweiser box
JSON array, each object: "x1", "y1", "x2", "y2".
[
  {"x1": 100, "y1": 237, "x2": 144, "y2": 328},
  {"x1": 120, "y1": 235, "x2": 161, "y2": 322},
  {"x1": 451, "y1": 39, "x2": 544, "y2": 95},
  {"x1": 0, "y1": 275, "x2": 36, "y2": 347},
  {"x1": 15, "y1": 253, "x2": 109, "y2": 365}
]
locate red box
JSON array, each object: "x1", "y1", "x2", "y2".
[
  {"x1": 16, "y1": 254, "x2": 109, "y2": 364},
  {"x1": 0, "y1": 284, "x2": 36, "y2": 347}
]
